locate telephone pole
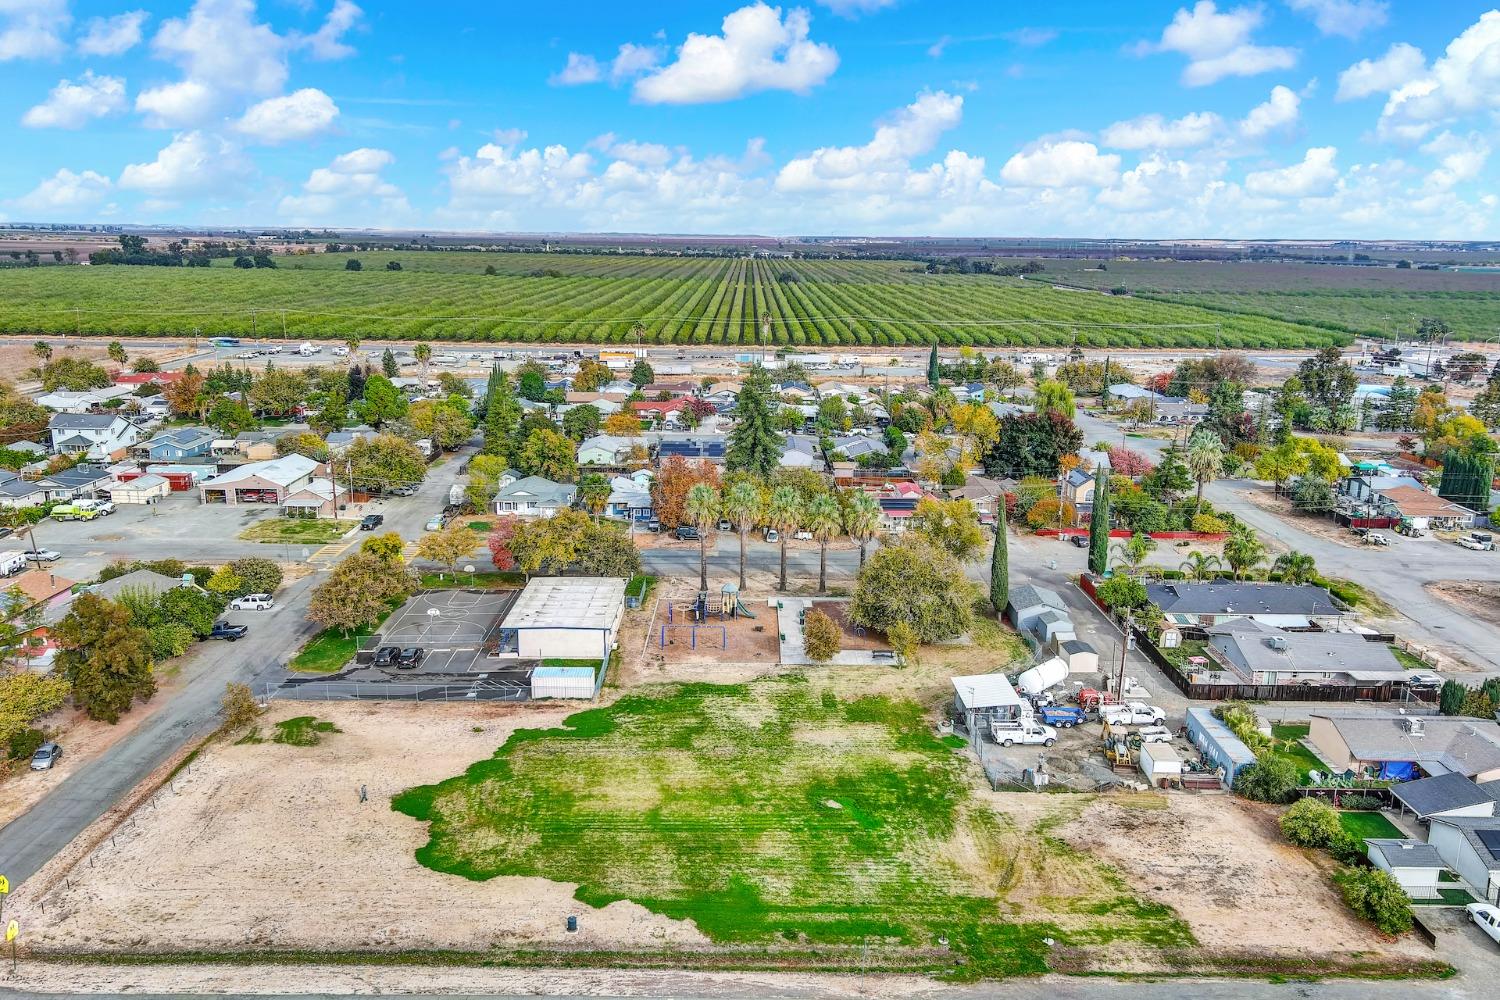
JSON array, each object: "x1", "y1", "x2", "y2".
[{"x1": 1116, "y1": 607, "x2": 1135, "y2": 697}]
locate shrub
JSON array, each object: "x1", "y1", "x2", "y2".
[
  {"x1": 1190, "y1": 513, "x2": 1228, "y2": 533},
  {"x1": 802, "y1": 609, "x2": 841, "y2": 662},
  {"x1": 1439, "y1": 680, "x2": 1467, "y2": 716},
  {"x1": 1233, "y1": 756, "x2": 1300, "y2": 803},
  {"x1": 1340, "y1": 794, "x2": 1384, "y2": 812},
  {"x1": 219, "y1": 682, "x2": 261, "y2": 732},
  {"x1": 885, "y1": 620, "x2": 918, "y2": 666},
  {"x1": 1094, "y1": 575, "x2": 1147, "y2": 610},
  {"x1": 1332, "y1": 866, "x2": 1414, "y2": 935},
  {"x1": 1328, "y1": 830, "x2": 1368, "y2": 866},
  {"x1": 148, "y1": 622, "x2": 195, "y2": 659},
  {"x1": 6, "y1": 726, "x2": 46, "y2": 762},
  {"x1": 1280, "y1": 797, "x2": 1342, "y2": 848}
]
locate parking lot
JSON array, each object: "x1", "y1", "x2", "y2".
[{"x1": 374, "y1": 590, "x2": 516, "y2": 673}]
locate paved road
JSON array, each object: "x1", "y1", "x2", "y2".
[{"x1": 1075, "y1": 410, "x2": 1500, "y2": 673}]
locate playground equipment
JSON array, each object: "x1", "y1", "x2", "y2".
[
  {"x1": 721, "y1": 582, "x2": 756, "y2": 619},
  {"x1": 659, "y1": 624, "x2": 728, "y2": 649}
]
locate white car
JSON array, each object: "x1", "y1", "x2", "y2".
[
  {"x1": 1456, "y1": 536, "x2": 1487, "y2": 551},
  {"x1": 1136, "y1": 726, "x2": 1173, "y2": 744},
  {"x1": 229, "y1": 593, "x2": 274, "y2": 611},
  {"x1": 1101, "y1": 702, "x2": 1167, "y2": 727},
  {"x1": 1468, "y1": 903, "x2": 1500, "y2": 945},
  {"x1": 236, "y1": 350, "x2": 258, "y2": 359},
  {"x1": 264, "y1": 345, "x2": 283, "y2": 355},
  {"x1": 794, "y1": 530, "x2": 813, "y2": 540},
  {"x1": 332, "y1": 346, "x2": 349, "y2": 357}
]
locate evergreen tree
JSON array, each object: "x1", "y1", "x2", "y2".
[
  {"x1": 630, "y1": 358, "x2": 654, "y2": 387},
  {"x1": 482, "y1": 365, "x2": 520, "y2": 459},
  {"x1": 726, "y1": 366, "x2": 785, "y2": 478},
  {"x1": 1087, "y1": 468, "x2": 1111, "y2": 577},
  {"x1": 381, "y1": 348, "x2": 398, "y2": 378},
  {"x1": 347, "y1": 364, "x2": 367, "y2": 401},
  {"x1": 989, "y1": 503, "x2": 1009, "y2": 615},
  {"x1": 927, "y1": 342, "x2": 940, "y2": 387}
]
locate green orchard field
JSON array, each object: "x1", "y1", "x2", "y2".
[
  {"x1": 0, "y1": 250, "x2": 1353, "y2": 348},
  {"x1": 1044, "y1": 257, "x2": 1500, "y2": 342}
]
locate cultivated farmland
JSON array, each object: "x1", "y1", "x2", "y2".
[{"x1": 0, "y1": 251, "x2": 1348, "y2": 348}]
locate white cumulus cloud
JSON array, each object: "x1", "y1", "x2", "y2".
[
  {"x1": 1336, "y1": 42, "x2": 1425, "y2": 101},
  {"x1": 1378, "y1": 11, "x2": 1500, "y2": 142},
  {"x1": 136, "y1": 0, "x2": 288, "y2": 126},
  {"x1": 1244, "y1": 146, "x2": 1339, "y2": 197},
  {"x1": 1099, "y1": 110, "x2": 1221, "y2": 149},
  {"x1": 119, "y1": 130, "x2": 251, "y2": 196},
  {"x1": 1285, "y1": 0, "x2": 1387, "y2": 39},
  {"x1": 235, "y1": 88, "x2": 339, "y2": 143},
  {"x1": 550, "y1": 52, "x2": 601, "y2": 85},
  {"x1": 1001, "y1": 139, "x2": 1120, "y2": 188},
  {"x1": 22, "y1": 71, "x2": 128, "y2": 129},
  {"x1": 1239, "y1": 84, "x2": 1300, "y2": 138},
  {"x1": 279, "y1": 146, "x2": 411, "y2": 223},
  {"x1": 633, "y1": 3, "x2": 838, "y2": 104},
  {"x1": 776, "y1": 90, "x2": 963, "y2": 191},
  {"x1": 77, "y1": 10, "x2": 148, "y2": 56},
  {"x1": 297, "y1": 0, "x2": 361, "y2": 60},
  {"x1": 13, "y1": 167, "x2": 112, "y2": 214},
  {"x1": 610, "y1": 42, "x2": 662, "y2": 83},
  {"x1": 1422, "y1": 131, "x2": 1489, "y2": 190},
  {"x1": 0, "y1": 0, "x2": 69, "y2": 60},
  {"x1": 1140, "y1": 1, "x2": 1297, "y2": 87}
]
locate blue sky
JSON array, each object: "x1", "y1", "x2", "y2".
[{"x1": 2, "y1": 0, "x2": 1498, "y2": 237}]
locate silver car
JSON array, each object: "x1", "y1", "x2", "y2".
[{"x1": 30, "y1": 741, "x2": 62, "y2": 770}]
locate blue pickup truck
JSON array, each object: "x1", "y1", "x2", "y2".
[{"x1": 1033, "y1": 705, "x2": 1088, "y2": 728}]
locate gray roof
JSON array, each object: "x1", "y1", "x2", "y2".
[
  {"x1": 1390, "y1": 772, "x2": 1500, "y2": 818},
  {"x1": 1008, "y1": 583, "x2": 1066, "y2": 616},
  {"x1": 1060, "y1": 638, "x2": 1096, "y2": 655},
  {"x1": 41, "y1": 466, "x2": 112, "y2": 488},
  {"x1": 1314, "y1": 713, "x2": 1500, "y2": 777},
  {"x1": 89, "y1": 569, "x2": 196, "y2": 603},
  {"x1": 0, "y1": 478, "x2": 46, "y2": 499},
  {"x1": 495, "y1": 475, "x2": 577, "y2": 506},
  {"x1": 147, "y1": 427, "x2": 215, "y2": 449},
  {"x1": 1366, "y1": 839, "x2": 1446, "y2": 869},
  {"x1": 1147, "y1": 580, "x2": 1343, "y2": 617},
  {"x1": 49, "y1": 413, "x2": 123, "y2": 429},
  {"x1": 1429, "y1": 816, "x2": 1500, "y2": 870},
  {"x1": 1206, "y1": 619, "x2": 1403, "y2": 679}
]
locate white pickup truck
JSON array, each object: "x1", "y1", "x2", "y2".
[
  {"x1": 989, "y1": 719, "x2": 1057, "y2": 747},
  {"x1": 1100, "y1": 702, "x2": 1167, "y2": 727}
]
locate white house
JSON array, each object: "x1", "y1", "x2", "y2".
[
  {"x1": 34, "y1": 385, "x2": 136, "y2": 412},
  {"x1": 106, "y1": 474, "x2": 171, "y2": 505},
  {"x1": 48, "y1": 413, "x2": 146, "y2": 461},
  {"x1": 1427, "y1": 817, "x2": 1500, "y2": 904},
  {"x1": 577, "y1": 434, "x2": 640, "y2": 466},
  {"x1": 1365, "y1": 840, "x2": 1447, "y2": 899},
  {"x1": 493, "y1": 475, "x2": 577, "y2": 518}
]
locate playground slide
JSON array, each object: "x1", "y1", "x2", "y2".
[{"x1": 735, "y1": 599, "x2": 757, "y2": 619}]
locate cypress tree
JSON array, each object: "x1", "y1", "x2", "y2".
[
  {"x1": 1087, "y1": 466, "x2": 1111, "y2": 577},
  {"x1": 726, "y1": 365, "x2": 785, "y2": 478},
  {"x1": 989, "y1": 503, "x2": 1009, "y2": 616},
  {"x1": 482, "y1": 365, "x2": 520, "y2": 460},
  {"x1": 927, "y1": 342, "x2": 940, "y2": 387},
  {"x1": 381, "y1": 347, "x2": 398, "y2": 378}
]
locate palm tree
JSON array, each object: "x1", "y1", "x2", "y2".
[
  {"x1": 721, "y1": 480, "x2": 762, "y2": 592},
  {"x1": 1187, "y1": 431, "x2": 1225, "y2": 508},
  {"x1": 844, "y1": 491, "x2": 882, "y2": 568},
  {"x1": 1110, "y1": 532, "x2": 1156, "y2": 575},
  {"x1": 1223, "y1": 526, "x2": 1267, "y2": 580},
  {"x1": 766, "y1": 486, "x2": 803, "y2": 592},
  {"x1": 1272, "y1": 550, "x2": 1318, "y2": 585},
  {"x1": 414, "y1": 342, "x2": 433, "y2": 381},
  {"x1": 684, "y1": 483, "x2": 721, "y2": 593},
  {"x1": 805, "y1": 494, "x2": 842, "y2": 594},
  {"x1": 577, "y1": 472, "x2": 611, "y2": 519},
  {"x1": 344, "y1": 334, "x2": 361, "y2": 357},
  {"x1": 1179, "y1": 552, "x2": 1224, "y2": 581}
]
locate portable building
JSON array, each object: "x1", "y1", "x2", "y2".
[
  {"x1": 107, "y1": 474, "x2": 171, "y2": 504},
  {"x1": 530, "y1": 666, "x2": 597, "y2": 700},
  {"x1": 1186, "y1": 706, "x2": 1257, "y2": 787},
  {"x1": 1139, "y1": 742, "x2": 1183, "y2": 786},
  {"x1": 0, "y1": 551, "x2": 29, "y2": 577},
  {"x1": 498, "y1": 576, "x2": 625, "y2": 660},
  {"x1": 1365, "y1": 839, "x2": 1446, "y2": 899}
]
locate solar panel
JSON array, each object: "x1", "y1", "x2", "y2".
[{"x1": 1478, "y1": 828, "x2": 1500, "y2": 855}]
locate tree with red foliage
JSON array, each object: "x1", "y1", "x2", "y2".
[
  {"x1": 1105, "y1": 445, "x2": 1155, "y2": 479},
  {"x1": 684, "y1": 397, "x2": 717, "y2": 419},
  {"x1": 487, "y1": 518, "x2": 517, "y2": 571},
  {"x1": 650, "y1": 456, "x2": 721, "y2": 530},
  {"x1": 1148, "y1": 372, "x2": 1172, "y2": 394}
]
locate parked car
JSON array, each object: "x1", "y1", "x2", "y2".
[
  {"x1": 373, "y1": 646, "x2": 400, "y2": 668},
  {"x1": 397, "y1": 647, "x2": 426, "y2": 669},
  {"x1": 24, "y1": 549, "x2": 60, "y2": 563},
  {"x1": 30, "y1": 741, "x2": 62, "y2": 771},
  {"x1": 424, "y1": 515, "x2": 445, "y2": 531},
  {"x1": 1456, "y1": 536, "x2": 1489, "y2": 551},
  {"x1": 1469, "y1": 902, "x2": 1500, "y2": 945},
  {"x1": 794, "y1": 530, "x2": 813, "y2": 540},
  {"x1": 646, "y1": 519, "x2": 661, "y2": 532},
  {"x1": 0, "y1": 526, "x2": 11, "y2": 539},
  {"x1": 764, "y1": 528, "x2": 779, "y2": 542},
  {"x1": 228, "y1": 593, "x2": 274, "y2": 611},
  {"x1": 716, "y1": 519, "x2": 732, "y2": 531},
  {"x1": 236, "y1": 350, "x2": 258, "y2": 359},
  {"x1": 1100, "y1": 702, "x2": 1167, "y2": 726},
  {"x1": 1362, "y1": 532, "x2": 1390, "y2": 546},
  {"x1": 392, "y1": 484, "x2": 419, "y2": 497},
  {"x1": 989, "y1": 719, "x2": 1057, "y2": 747},
  {"x1": 1407, "y1": 671, "x2": 1444, "y2": 690},
  {"x1": 675, "y1": 525, "x2": 699, "y2": 541},
  {"x1": 1136, "y1": 726, "x2": 1173, "y2": 744},
  {"x1": 360, "y1": 514, "x2": 385, "y2": 531},
  {"x1": 1068, "y1": 534, "x2": 1089, "y2": 548},
  {"x1": 209, "y1": 620, "x2": 248, "y2": 641},
  {"x1": 1459, "y1": 532, "x2": 1496, "y2": 551}
]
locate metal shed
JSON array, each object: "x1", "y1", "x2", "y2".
[
  {"x1": 1186, "y1": 706, "x2": 1257, "y2": 787},
  {"x1": 530, "y1": 666, "x2": 597, "y2": 700}
]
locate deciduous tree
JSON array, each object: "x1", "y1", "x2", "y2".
[
  {"x1": 416, "y1": 522, "x2": 482, "y2": 576},
  {"x1": 850, "y1": 537, "x2": 975, "y2": 643},
  {"x1": 802, "y1": 608, "x2": 841, "y2": 662},
  {"x1": 651, "y1": 456, "x2": 720, "y2": 530},
  {"x1": 54, "y1": 594, "x2": 155, "y2": 723},
  {"x1": 517, "y1": 427, "x2": 578, "y2": 482},
  {"x1": 911, "y1": 496, "x2": 982, "y2": 562}
]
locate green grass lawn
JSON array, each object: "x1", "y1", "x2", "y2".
[
  {"x1": 540, "y1": 658, "x2": 601, "y2": 669},
  {"x1": 1391, "y1": 646, "x2": 1430, "y2": 670},
  {"x1": 1411, "y1": 887, "x2": 1476, "y2": 906},
  {"x1": 287, "y1": 598, "x2": 404, "y2": 673},
  {"x1": 1338, "y1": 811, "x2": 1404, "y2": 840},
  {"x1": 239, "y1": 518, "x2": 356, "y2": 544},
  {"x1": 1268, "y1": 724, "x2": 1327, "y2": 782},
  {"x1": 393, "y1": 678, "x2": 1193, "y2": 978},
  {"x1": 418, "y1": 569, "x2": 525, "y2": 590},
  {"x1": 237, "y1": 716, "x2": 342, "y2": 746}
]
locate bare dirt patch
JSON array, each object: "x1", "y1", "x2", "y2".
[
  {"x1": 12, "y1": 701, "x2": 710, "y2": 954},
  {"x1": 643, "y1": 589, "x2": 781, "y2": 667},
  {"x1": 812, "y1": 600, "x2": 887, "y2": 651},
  {"x1": 1427, "y1": 580, "x2": 1500, "y2": 630},
  {"x1": 1055, "y1": 792, "x2": 1430, "y2": 961}
]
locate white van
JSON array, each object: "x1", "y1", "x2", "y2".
[
  {"x1": 297, "y1": 342, "x2": 319, "y2": 356},
  {"x1": 0, "y1": 551, "x2": 29, "y2": 577}
]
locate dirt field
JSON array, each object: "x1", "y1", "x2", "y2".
[
  {"x1": 643, "y1": 589, "x2": 781, "y2": 666},
  {"x1": 813, "y1": 600, "x2": 887, "y2": 651},
  {"x1": 1426, "y1": 580, "x2": 1500, "y2": 629},
  {"x1": 14, "y1": 701, "x2": 711, "y2": 954}
]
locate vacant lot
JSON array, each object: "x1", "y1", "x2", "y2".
[{"x1": 239, "y1": 518, "x2": 355, "y2": 544}]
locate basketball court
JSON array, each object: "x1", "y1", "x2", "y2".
[{"x1": 376, "y1": 590, "x2": 515, "y2": 672}]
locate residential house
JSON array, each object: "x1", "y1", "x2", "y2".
[
  {"x1": 1364, "y1": 840, "x2": 1448, "y2": 899},
  {"x1": 1105, "y1": 383, "x2": 1206, "y2": 423},
  {"x1": 1339, "y1": 473, "x2": 1427, "y2": 505},
  {"x1": 604, "y1": 474, "x2": 654, "y2": 522},
  {"x1": 88, "y1": 568, "x2": 201, "y2": 604},
  {"x1": 48, "y1": 413, "x2": 146, "y2": 460},
  {"x1": 1005, "y1": 583, "x2": 1068, "y2": 632},
  {"x1": 34, "y1": 385, "x2": 136, "y2": 412},
  {"x1": 282, "y1": 477, "x2": 341, "y2": 518},
  {"x1": 4, "y1": 441, "x2": 46, "y2": 458},
  {"x1": 775, "y1": 381, "x2": 817, "y2": 402},
  {"x1": 987, "y1": 400, "x2": 1033, "y2": 419},
  {"x1": 780, "y1": 436, "x2": 822, "y2": 469},
  {"x1": 1308, "y1": 713, "x2": 1500, "y2": 782},
  {"x1": 134, "y1": 427, "x2": 216, "y2": 462},
  {"x1": 494, "y1": 476, "x2": 577, "y2": 518},
  {"x1": 1061, "y1": 468, "x2": 1096, "y2": 509},
  {"x1": 0, "y1": 472, "x2": 49, "y2": 509},
  {"x1": 36, "y1": 465, "x2": 114, "y2": 501},
  {"x1": 106, "y1": 473, "x2": 171, "y2": 505},
  {"x1": 640, "y1": 381, "x2": 696, "y2": 398},
  {"x1": 112, "y1": 372, "x2": 184, "y2": 389},
  {"x1": 1370, "y1": 485, "x2": 1477, "y2": 530},
  {"x1": 1428, "y1": 818, "x2": 1500, "y2": 903},
  {"x1": 631, "y1": 398, "x2": 688, "y2": 425},
  {"x1": 1203, "y1": 619, "x2": 1408, "y2": 688},
  {"x1": 1390, "y1": 772, "x2": 1500, "y2": 822},
  {"x1": 578, "y1": 434, "x2": 642, "y2": 466},
  {"x1": 198, "y1": 453, "x2": 322, "y2": 507},
  {"x1": 654, "y1": 433, "x2": 727, "y2": 465},
  {"x1": 826, "y1": 434, "x2": 888, "y2": 464},
  {"x1": 949, "y1": 474, "x2": 1014, "y2": 525},
  {"x1": 701, "y1": 382, "x2": 741, "y2": 408},
  {"x1": 214, "y1": 430, "x2": 283, "y2": 463},
  {"x1": 1145, "y1": 580, "x2": 1350, "y2": 629},
  {"x1": 326, "y1": 426, "x2": 378, "y2": 454},
  {"x1": 863, "y1": 481, "x2": 928, "y2": 531}
]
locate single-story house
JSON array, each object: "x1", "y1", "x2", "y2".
[
  {"x1": 1365, "y1": 839, "x2": 1448, "y2": 899},
  {"x1": 1006, "y1": 583, "x2": 1069, "y2": 632},
  {"x1": 1390, "y1": 772, "x2": 1500, "y2": 822},
  {"x1": 34, "y1": 385, "x2": 136, "y2": 412},
  {"x1": 5, "y1": 441, "x2": 46, "y2": 457},
  {"x1": 106, "y1": 473, "x2": 171, "y2": 504},
  {"x1": 863, "y1": 481, "x2": 929, "y2": 532},
  {"x1": 134, "y1": 426, "x2": 216, "y2": 462},
  {"x1": 780, "y1": 435, "x2": 822, "y2": 469},
  {"x1": 497, "y1": 576, "x2": 625, "y2": 661},
  {"x1": 494, "y1": 475, "x2": 577, "y2": 518},
  {"x1": 37, "y1": 465, "x2": 114, "y2": 501},
  {"x1": 1370, "y1": 485, "x2": 1478, "y2": 530},
  {"x1": 948, "y1": 474, "x2": 1013, "y2": 525},
  {"x1": 282, "y1": 477, "x2": 341, "y2": 518},
  {"x1": 1203, "y1": 619, "x2": 1407, "y2": 687},
  {"x1": 87, "y1": 568, "x2": 201, "y2": 604},
  {"x1": 950, "y1": 673, "x2": 1026, "y2": 725},
  {"x1": 1339, "y1": 473, "x2": 1426, "y2": 504},
  {"x1": 112, "y1": 372, "x2": 184, "y2": 388},
  {"x1": 631, "y1": 398, "x2": 689, "y2": 423},
  {"x1": 640, "y1": 381, "x2": 696, "y2": 398},
  {"x1": 577, "y1": 434, "x2": 640, "y2": 466},
  {"x1": 1308, "y1": 713, "x2": 1500, "y2": 782},
  {"x1": 48, "y1": 413, "x2": 146, "y2": 460},
  {"x1": 1146, "y1": 580, "x2": 1350, "y2": 630},
  {"x1": 215, "y1": 431, "x2": 283, "y2": 463},
  {"x1": 1427, "y1": 817, "x2": 1500, "y2": 903},
  {"x1": 326, "y1": 426, "x2": 378, "y2": 454},
  {"x1": 604, "y1": 474, "x2": 654, "y2": 522},
  {"x1": 0, "y1": 472, "x2": 49, "y2": 509},
  {"x1": 198, "y1": 453, "x2": 322, "y2": 507}
]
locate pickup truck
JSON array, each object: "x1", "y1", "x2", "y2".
[
  {"x1": 1033, "y1": 705, "x2": 1087, "y2": 728},
  {"x1": 209, "y1": 621, "x2": 248, "y2": 641},
  {"x1": 1100, "y1": 702, "x2": 1167, "y2": 726},
  {"x1": 989, "y1": 719, "x2": 1057, "y2": 747}
]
